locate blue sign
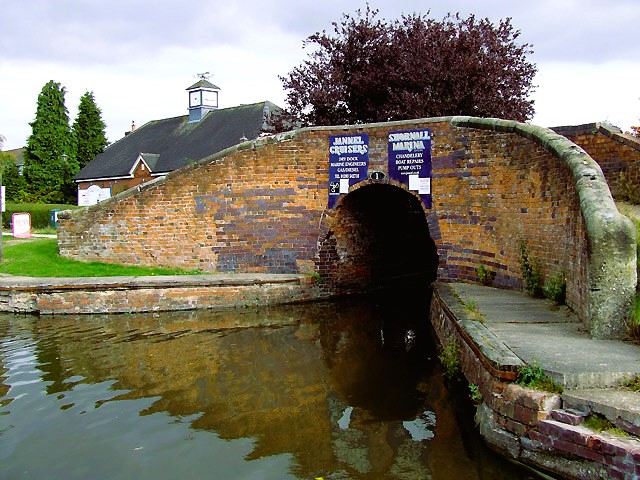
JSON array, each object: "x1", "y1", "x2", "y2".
[
  {"x1": 388, "y1": 129, "x2": 432, "y2": 208},
  {"x1": 328, "y1": 134, "x2": 369, "y2": 208}
]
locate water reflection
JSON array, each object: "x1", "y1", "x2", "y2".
[{"x1": 0, "y1": 283, "x2": 533, "y2": 480}]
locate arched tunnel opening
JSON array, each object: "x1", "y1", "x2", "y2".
[{"x1": 321, "y1": 183, "x2": 439, "y2": 292}]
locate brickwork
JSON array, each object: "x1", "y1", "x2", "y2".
[
  {"x1": 58, "y1": 117, "x2": 636, "y2": 336},
  {"x1": 553, "y1": 123, "x2": 640, "y2": 192},
  {"x1": 0, "y1": 275, "x2": 320, "y2": 314}
]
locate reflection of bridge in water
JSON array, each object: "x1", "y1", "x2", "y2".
[{"x1": 0, "y1": 287, "x2": 530, "y2": 479}]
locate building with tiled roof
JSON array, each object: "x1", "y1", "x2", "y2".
[{"x1": 74, "y1": 81, "x2": 280, "y2": 206}]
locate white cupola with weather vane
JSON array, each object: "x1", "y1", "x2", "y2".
[{"x1": 187, "y1": 72, "x2": 221, "y2": 123}]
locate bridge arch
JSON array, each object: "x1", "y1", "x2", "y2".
[
  {"x1": 316, "y1": 182, "x2": 438, "y2": 292},
  {"x1": 58, "y1": 117, "x2": 637, "y2": 339}
]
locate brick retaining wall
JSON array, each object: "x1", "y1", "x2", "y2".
[
  {"x1": 0, "y1": 275, "x2": 322, "y2": 314},
  {"x1": 431, "y1": 283, "x2": 640, "y2": 479}
]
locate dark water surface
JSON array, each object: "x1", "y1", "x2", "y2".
[{"x1": 0, "y1": 284, "x2": 535, "y2": 479}]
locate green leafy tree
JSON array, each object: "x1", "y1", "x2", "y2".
[
  {"x1": 0, "y1": 134, "x2": 15, "y2": 261},
  {"x1": 72, "y1": 91, "x2": 108, "y2": 170},
  {"x1": 23, "y1": 80, "x2": 79, "y2": 203},
  {"x1": 280, "y1": 7, "x2": 536, "y2": 127}
]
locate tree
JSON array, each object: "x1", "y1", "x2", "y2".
[
  {"x1": 23, "y1": 80, "x2": 78, "y2": 204},
  {"x1": 280, "y1": 7, "x2": 537, "y2": 127},
  {"x1": 72, "y1": 91, "x2": 108, "y2": 170}
]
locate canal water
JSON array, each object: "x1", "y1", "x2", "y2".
[{"x1": 0, "y1": 283, "x2": 537, "y2": 479}]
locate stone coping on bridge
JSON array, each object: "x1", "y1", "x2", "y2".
[{"x1": 0, "y1": 273, "x2": 323, "y2": 314}]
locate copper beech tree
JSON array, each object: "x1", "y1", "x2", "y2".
[{"x1": 280, "y1": 7, "x2": 537, "y2": 127}]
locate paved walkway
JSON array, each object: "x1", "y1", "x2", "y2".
[{"x1": 448, "y1": 282, "x2": 640, "y2": 434}]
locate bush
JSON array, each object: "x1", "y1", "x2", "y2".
[
  {"x1": 543, "y1": 272, "x2": 566, "y2": 304},
  {"x1": 628, "y1": 291, "x2": 640, "y2": 343},
  {"x1": 438, "y1": 336, "x2": 460, "y2": 379},
  {"x1": 3, "y1": 203, "x2": 79, "y2": 230},
  {"x1": 519, "y1": 240, "x2": 544, "y2": 298},
  {"x1": 476, "y1": 264, "x2": 495, "y2": 286},
  {"x1": 610, "y1": 171, "x2": 640, "y2": 205}
]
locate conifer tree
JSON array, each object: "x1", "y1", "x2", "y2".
[
  {"x1": 72, "y1": 91, "x2": 108, "y2": 169},
  {"x1": 23, "y1": 80, "x2": 78, "y2": 203}
]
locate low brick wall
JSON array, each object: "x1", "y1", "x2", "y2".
[
  {"x1": 431, "y1": 283, "x2": 640, "y2": 480},
  {"x1": 0, "y1": 275, "x2": 322, "y2": 315},
  {"x1": 552, "y1": 123, "x2": 640, "y2": 189}
]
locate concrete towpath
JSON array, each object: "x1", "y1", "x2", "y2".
[{"x1": 447, "y1": 282, "x2": 640, "y2": 435}]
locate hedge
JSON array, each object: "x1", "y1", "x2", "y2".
[{"x1": 3, "y1": 203, "x2": 80, "y2": 230}]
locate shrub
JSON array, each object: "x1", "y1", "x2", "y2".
[
  {"x1": 627, "y1": 291, "x2": 640, "y2": 343},
  {"x1": 3, "y1": 203, "x2": 79, "y2": 230},
  {"x1": 516, "y1": 360, "x2": 563, "y2": 393},
  {"x1": 543, "y1": 272, "x2": 566, "y2": 305},
  {"x1": 476, "y1": 264, "x2": 495, "y2": 286},
  {"x1": 438, "y1": 336, "x2": 460, "y2": 379},
  {"x1": 519, "y1": 240, "x2": 544, "y2": 298}
]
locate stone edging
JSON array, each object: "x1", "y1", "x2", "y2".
[
  {"x1": 0, "y1": 274, "x2": 324, "y2": 315},
  {"x1": 431, "y1": 282, "x2": 640, "y2": 480}
]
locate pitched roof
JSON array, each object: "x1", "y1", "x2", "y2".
[
  {"x1": 186, "y1": 79, "x2": 220, "y2": 90},
  {"x1": 75, "y1": 101, "x2": 279, "y2": 181}
]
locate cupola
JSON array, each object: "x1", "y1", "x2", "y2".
[{"x1": 186, "y1": 74, "x2": 220, "y2": 123}]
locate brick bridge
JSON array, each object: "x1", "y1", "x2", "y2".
[{"x1": 58, "y1": 117, "x2": 637, "y2": 339}]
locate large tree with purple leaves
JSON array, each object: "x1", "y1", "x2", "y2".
[{"x1": 280, "y1": 7, "x2": 536, "y2": 127}]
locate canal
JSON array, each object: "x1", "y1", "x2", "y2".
[{"x1": 0, "y1": 282, "x2": 538, "y2": 479}]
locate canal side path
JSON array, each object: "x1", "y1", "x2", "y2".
[{"x1": 442, "y1": 282, "x2": 640, "y2": 478}]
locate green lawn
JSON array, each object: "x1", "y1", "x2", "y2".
[{"x1": 0, "y1": 238, "x2": 201, "y2": 277}]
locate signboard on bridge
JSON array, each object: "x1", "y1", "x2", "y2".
[
  {"x1": 328, "y1": 134, "x2": 369, "y2": 208},
  {"x1": 388, "y1": 128, "x2": 432, "y2": 208}
]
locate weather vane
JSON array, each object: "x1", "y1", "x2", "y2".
[{"x1": 196, "y1": 72, "x2": 211, "y2": 80}]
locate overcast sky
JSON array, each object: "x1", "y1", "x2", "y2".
[{"x1": 1, "y1": 0, "x2": 639, "y2": 150}]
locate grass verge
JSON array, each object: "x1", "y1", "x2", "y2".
[{"x1": 0, "y1": 238, "x2": 202, "y2": 277}]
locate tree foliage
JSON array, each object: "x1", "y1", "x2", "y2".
[
  {"x1": 1, "y1": 154, "x2": 27, "y2": 202},
  {"x1": 72, "y1": 91, "x2": 108, "y2": 170},
  {"x1": 280, "y1": 7, "x2": 537, "y2": 127},
  {"x1": 23, "y1": 80, "x2": 79, "y2": 204}
]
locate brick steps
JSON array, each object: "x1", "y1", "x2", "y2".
[
  {"x1": 562, "y1": 389, "x2": 640, "y2": 438},
  {"x1": 533, "y1": 416, "x2": 640, "y2": 479}
]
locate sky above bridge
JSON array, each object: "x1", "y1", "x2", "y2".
[{"x1": 1, "y1": 0, "x2": 639, "y2": 150}]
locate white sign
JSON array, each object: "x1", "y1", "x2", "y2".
[
  {"x1": 78, "y1": 185, "x2": 111, "y2": 206},
  {"x1": 12, "y1": 212, "x2": 31, "y2": 238}
]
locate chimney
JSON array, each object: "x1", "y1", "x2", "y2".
[{"x1": 125, "y1": 121, "x2": 136, "y2": 137}]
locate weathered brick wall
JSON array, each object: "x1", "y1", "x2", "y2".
[
  {"x1": 553, "y1": 123, "x2": 640, "y2": 188},
  {"x1": 59, "y1": 117, "x2": 636, "y2": 337}
]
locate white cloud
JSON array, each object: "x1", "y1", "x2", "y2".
[
  {"x1": 1, "y1": 0, "x2": 639, "y2": 149},
  {"x1": 531, "y1": 60, "x2": 640, "y2": 131}
]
